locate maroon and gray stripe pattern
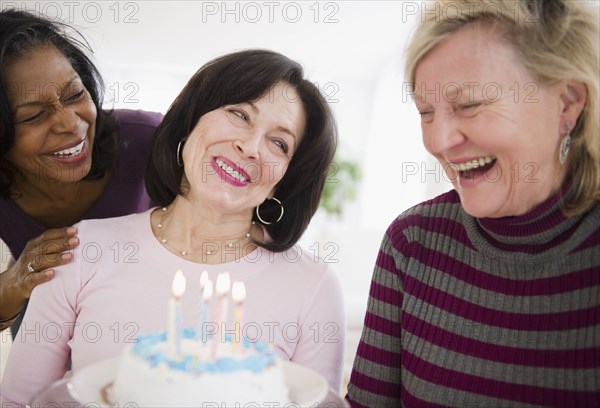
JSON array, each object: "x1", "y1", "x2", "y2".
[{"x1": 347, "y1": 189, "x2": 599, "y2": 407}]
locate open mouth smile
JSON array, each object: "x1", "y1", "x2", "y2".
[
  {"x1": 215, "y1": 158, "x2": 251, "y2": 184},
  {"x1": 448, "y1": 156, "x2": 497, "y2": 178},
  {"x1": 48, "y1": 139, "x2": 85, "y2": 158}
]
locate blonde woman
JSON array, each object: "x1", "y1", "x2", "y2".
[{"x1": 347, "y1": 1, "x2": 599, "y2": 406}]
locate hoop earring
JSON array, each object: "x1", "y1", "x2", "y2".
[
  {"x1": 176, "y1": 139, "x2": 186, "y2": 167},
  {"x1": 255, "y1": 197, "x2": 284, "y2": 225},
  {"x1": 559, "y1": 122, "x2": 571, "y2": 165}
]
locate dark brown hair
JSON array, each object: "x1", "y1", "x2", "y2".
[{"x1": 146, "y1": 49, "x2": 337, "y2": 252}]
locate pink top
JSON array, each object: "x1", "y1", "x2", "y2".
[{"x1": 1, "y1": 209, "x2": 346, "y2": 404}]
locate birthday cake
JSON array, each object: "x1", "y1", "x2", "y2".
[{"x1": 111, "y1": 328, "x2": 290, "y2": 407}]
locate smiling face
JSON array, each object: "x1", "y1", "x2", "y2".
[
  {"x1": 4, "y1": 45, "x2": 97, "y2": 186},
  {"x1": 414, "y1": 23, "x2": 569, "y2": 218},
  {"x1": 181, "y1": 81, "x2": 306, "y2": 217}
]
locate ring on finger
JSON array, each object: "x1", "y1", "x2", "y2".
[{"x1": 27, "y1": 261, "x2": 36, "y2": 273}]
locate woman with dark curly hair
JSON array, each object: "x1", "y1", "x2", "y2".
[{"x1": 0, "y1": 10, "x2": 162, "y2": 335}]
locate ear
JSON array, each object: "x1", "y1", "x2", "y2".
[{"x1": 560, "y1": 80, "x2": 587, "y2": 126}]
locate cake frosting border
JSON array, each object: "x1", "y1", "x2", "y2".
[{"x1": 132, "y1": 328, "x2": 278, "y2": 374}]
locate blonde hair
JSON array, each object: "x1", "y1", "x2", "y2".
[{"x1": 405, "y1": 0, "x2": 600, "y2": 215}]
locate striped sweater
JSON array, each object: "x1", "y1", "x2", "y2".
[{"x1": 347, "y1": 189, "x2": 599, "y2": 407}]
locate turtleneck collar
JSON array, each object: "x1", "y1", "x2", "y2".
[{"x1": 465, "y1": 181, "x2": 585, "y2": 256}]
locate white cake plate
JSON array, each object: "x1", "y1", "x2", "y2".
[{"x1": 67, "y1": 358, "x2": 328, "y2": 408}]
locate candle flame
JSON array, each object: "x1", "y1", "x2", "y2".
[
  {"x1": 199, "y1": 270, "x2": 209, "y2": 288},
  {"x1": 172, "y1": 270, "x2": 186, "y2": 298},
  {"x1": 203, "y1": 280, "x2": 213, "y2": 300},
  {"x1": 232, "y1": 281, "x2": 246, "y2": 303},
  {"x1": 215, "y1": 272, "x2": 231, "y2": 296}
]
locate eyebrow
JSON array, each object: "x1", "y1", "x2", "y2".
[
  {"x1": 415, "y1": 83, "x2": 481, "y2": 105},
  {"x1": 246, "y1": 101, "x2": 298, "y2": 141},
  {"x1": 445, "y1": 86, "x2": 462, "y2": 101},
  {"x1": 13, "y1": 76, "x2": 81, "y2": 111}
]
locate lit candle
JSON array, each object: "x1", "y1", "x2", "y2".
[
  {"x1": 197, "y1": 279, "x2": 213, "y2": 343},
  {"x1": 168, "y1": 270, "x2": 186, "y2": 356},
  {"x1": 196, "y1": 271, "x2": 209, "y2": 341},
  {"x1": 212, "y1": 272, "x2": 231, "y2": 357},
  {"x1": 231, "y1": 281, "x2": 246, "y2": 347},
  {"x1": 199, "y1": 270, "x2": 209, "y2": 291}
]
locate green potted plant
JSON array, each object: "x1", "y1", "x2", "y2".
[{"x1": 320, "y1": 157, "x2": 361, "y2": 218}]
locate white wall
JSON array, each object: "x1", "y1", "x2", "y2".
[
  {"x1": 13, "y1": 0, "x2": 453, "y2": 279},
  {"x1": 1, "y1": 0, "x2": 455, "y2": 384},
  {"x1": 2, "y1": 0, "x2": 451, "y2": 226}
]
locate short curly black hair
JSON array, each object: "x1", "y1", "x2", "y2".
[{"x1": 0, "y1": 9, "x2": 117, "y2": 198}]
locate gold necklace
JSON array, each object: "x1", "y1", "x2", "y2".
[{"x1": 156, "y1": 207, "x2": 253, "y2": 256}]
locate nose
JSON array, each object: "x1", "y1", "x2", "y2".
[
  {"x1": 52, "y1": 106, "x2": 80, "y2": 134},
  {"x1": 426, "y1": 110, "x2": 466, "y2": 155},
  {"x1": 234, "y1": 131, "x2": 261, "y2": 159}
]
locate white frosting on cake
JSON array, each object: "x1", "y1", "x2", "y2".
[{"x1": 112, "y1": 330, "x2": 289, "y2": 407}]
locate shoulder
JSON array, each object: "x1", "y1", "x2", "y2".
[
  {"x1": 111, "y1": 109, "x2": 162, "y2": 146},
  {"x1": 402, "y1": 188, "x2": 461, "y2": 219},
  {"x1": 584, "y1": 200, "x2": 600, "y2": 227},
  {"x1": 377, "y1": 189, "x2": 467, "y2": 264},
  {"x1": 112, "y1": 109, "x2": 163, "y2": 129},
  {"x1": 388, "y1": 189, "x2": 462, "y2": 240},
  {"x1": 573, "y1": 201, "x2": 600, "y2": 252},
  {"x1": 276, "y1": 245, "x2": 332, "y2": 272},
  {"x1": 267, "y1": 247, "x2": 345, "y2": 319},
  {"x1": 75, "y1": 209, "x2": 152, "y2": 239},
  {"x1": 270, "y1": 246, "x2": 342, "y2": 291},
  {"x1": 110, "y1": 110, "x2": 162, "y2": 164}
]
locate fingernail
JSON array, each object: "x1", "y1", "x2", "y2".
[
  {"x1": 45, "y1": 270, "x2": 54, "y2": 278},
  {"x1": 67, "y1": 227, "x2": 77, "y2": 234},
  {"x1": 61, "y1": 252, "x2": 72, "y2": 260},
  {"x1": 68, "y1": 237, "x2": 79, "y2": 245}
]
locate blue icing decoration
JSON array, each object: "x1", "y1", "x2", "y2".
[
  {"x1": 253, "y1": 341, "x2": 269, "y2": 353},
  {"x1": 212, "y1": 357, "x2": 238, "y2": 373},
  {"x1": 130, "y1": 328, "x2": 276, "y2": 375},
  {"x1": 147, "y1": 351, "x2": 169, "y2": 367},
  {"x1": 241, "y1": 355, "x2": 270, "y2": 373},
  {"x1": 170, "y1": 356, "x2": 192, "y2": 371}
]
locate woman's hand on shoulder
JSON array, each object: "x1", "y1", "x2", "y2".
[{"x1": 10, "y1": 227, "x2": 79, "y2": 298}]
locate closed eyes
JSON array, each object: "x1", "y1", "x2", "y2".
[
  {"x1": 417, "y1": 101, "x2": 484, "y2": 123},
  {"x1": 65, "y1": 90, "x2": 85, "y2": 103},
  {"x1": 15, "y1": 89, "x2": 87, "y2": 125},
  {"x1": 453, "y1": 101, "x2": 485, "y2": 118},
  {"x1": 18, "y1": 111, "x2": 45, "y2": 124},
  {"x1": 418, "y1": 109, "x2": 434, "y2": 123}
]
